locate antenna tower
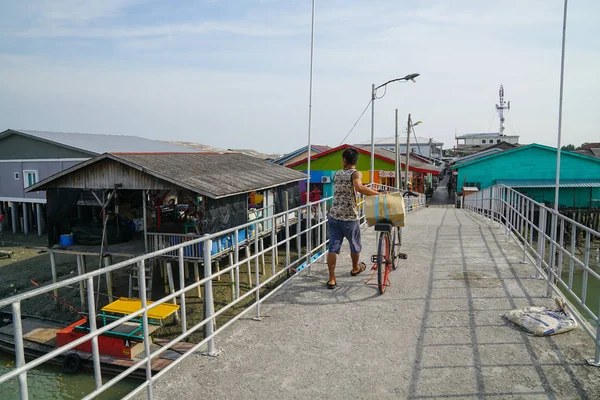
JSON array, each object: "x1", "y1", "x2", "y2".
[{"x1": 495, "y1": 85, "x2": 510, "y2": 136}]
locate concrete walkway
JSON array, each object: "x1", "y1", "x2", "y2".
[
  {"x1": 429, "y1": 171, "x2": 455, "y2": 206},
  {"x1": 149, "y1": 208, "x2": 600, "y2": 399}
]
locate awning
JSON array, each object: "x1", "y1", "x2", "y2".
[{"x1": 496, "y1": 179, "x2": 600, "y2": 188}]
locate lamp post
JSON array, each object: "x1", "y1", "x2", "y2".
[
  {"x1": 553, "y1": 0, "x2": 568, "y2": 212},
  {"x1": 404, "y1": 117, "x2": 422, "y2": 190},
  {"x1": 370, "y1": 73, "x2": 419, "y2": 185}
]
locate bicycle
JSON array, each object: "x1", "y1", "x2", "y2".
[{"x1": 367, "y1": 190, "x2": 419, "y2": 294}]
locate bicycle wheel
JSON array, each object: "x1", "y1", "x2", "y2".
[
  {"x1": 377, "y1": 232, "x2": 390, "y2": 294},
  {"x1": 390, "y1": 227, "x2": 399, "y2": 271}
]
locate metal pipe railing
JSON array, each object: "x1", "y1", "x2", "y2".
[
  {"x1": 463, "y1": 184, "x2": 600, "y2": 366},
  {"x1": 0, "y1": 190, "x2": 427, "y2": 399}
]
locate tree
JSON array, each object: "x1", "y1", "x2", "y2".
[{"x1": 561, "y1": 144, "x2": 576, "y2": 151}]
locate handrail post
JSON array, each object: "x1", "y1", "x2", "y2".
[
  {"x1": 178, "y1": 248, "x2": 187, "y2": 333},
  {"x1": 138, "y1": 260, "x2": 153, "y2": 399},
  {"x1": 587, "y1": 296, "x2": 600, "y2": 367},
  {"x1": 234, "y1": 229, "x2": 240, "y2": 300},
  {"x1": 87, "y1": 277, "x2": 103, "y2": 388},
  {"x1": 12, "y1": 302, "x2": 28, "y2": 400},
  {"x1": 536, "y1": 208, "x2": 546, "y2": 280},
  {"x1": 203, "y1": 236, "x2": 218, "y2": 356},
  {"x1": 254, "y1": 221, "x2": 262, "y2": 320},
  {"x1": 521, "y1": 200, "x2": 530, "y2": 264}
]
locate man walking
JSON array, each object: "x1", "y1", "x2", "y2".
[{"x1": 326, "y1": 148, "x2": 380, "y2": 289}]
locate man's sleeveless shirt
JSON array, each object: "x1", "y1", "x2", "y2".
[{"x1": 328, "y1": 169, "x2": 358, "y2": 221}]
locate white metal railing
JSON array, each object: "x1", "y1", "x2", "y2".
[
  {"x1": 463, "y1": 184, "x2": 600, "y2": 367},
  {"x1": 0, "y1": 189, "x2": 425, "y2": 399}
]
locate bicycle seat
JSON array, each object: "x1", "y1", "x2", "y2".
[{"x1": 374, "y1": 223, "x2": 393, "y2": 232}]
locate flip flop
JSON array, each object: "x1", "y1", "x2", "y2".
[
  {"x1": 327, "y1": 281, "x2": 337, "y2": 289},
  {"x1": 351, "y1": 262, "x2": 367, "y2": 276}
]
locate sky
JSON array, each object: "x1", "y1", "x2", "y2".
[{"x1": 0, "y1": 0, "x2": 598, "y2": 155}]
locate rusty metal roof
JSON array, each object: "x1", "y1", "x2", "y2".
[{"x1": 28, "y1": 152, "x2": 307, "y2": 199}]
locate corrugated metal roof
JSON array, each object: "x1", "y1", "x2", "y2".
[
  {"x1": 162, "y1": 141, "x2": 227, "y2": 152},
  {"x1": 357, "y1": 136, "x2": 443, "y2": 146},
  {"x1": 456, "y1": 132, "x2": 518, "y2": 139},
  {"x1": 496, "y1": 179, "x2": 600, "y2": 188},
  {"x1": 29, "y1": 152, "x2": 307, "y2": 199},
  {"x1": 6, "y1": 129, "x2": 199, "y2": 154}
]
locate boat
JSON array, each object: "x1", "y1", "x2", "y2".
[{"x1": 0, "y1": 297, "x2": 193, "y2": 379}]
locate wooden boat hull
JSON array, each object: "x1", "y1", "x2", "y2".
[{"x1": 0, "y1": 312, "x2": 194, "y2": 380}]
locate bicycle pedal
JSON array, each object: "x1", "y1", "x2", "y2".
[
  {"x1": 397, "y1": 253, "x2": 408, "y2": 260},
  {"x1": 370, "y1": 255, "x2": 379, "y2": 263}
]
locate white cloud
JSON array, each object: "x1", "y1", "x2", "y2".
[{"x1": 0, "y1": 0, "x2": 598, "y2": 153}]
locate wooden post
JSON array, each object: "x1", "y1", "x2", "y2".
[
  {"x1": 165, "y1": 263, "x2": 180, "y2": 322},
  {"x1": 76, "y1": 255, "x2": 86, "y2": 306},
  {"x1": 49, "y1": 251, "x2": 58, "y2": 303},
  {"x1": 103, "y1": 256, "x2": 114, "y2": 303},
  {"x1": 193, "y1": 262, "x2": 201, "y2": 298},
  {"x1": 143, "y1": 190, "x2": 148, "y2": 252},
  {"x1": 245, "y1": 246, "x2": 253, "y2": 287},
  {"x1": 229, "y1": 252, "x2": 235, "y2": 302},
  {"x1": 81, "y1": 256, "x2": 87, "y2": 288}
]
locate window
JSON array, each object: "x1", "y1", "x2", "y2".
[
  {"x1": 497, "y1": 139, "x2": 501, "y2": 143},
  {"x1": 481, "y1": 139, "x2": 486, "y2": 144},
  {"x1": 23, "y1": 170, "x2": 38, "y2": 188}
]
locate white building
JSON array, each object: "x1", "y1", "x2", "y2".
[
  {"x1": 456, "y1": 132, "x2": 519, "y2": 147},
  {"x1": 356, "y1": 136, "x2": 444, "y2": 159}
]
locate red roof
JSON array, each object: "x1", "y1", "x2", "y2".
[
  {"x1": 286, "y1": 144, "x2": 439, "y2": 175},
  {"x1": 580, "y1": 143, "x2": 600, "y2": 150}
]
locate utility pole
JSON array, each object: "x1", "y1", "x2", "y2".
[
  {"x1": 429, "y1": 138, "x2": 433, "y2": 162},
  {"x1": 370, "y1": 84, "x2": 376, "y2": 184},
  {"x1": 394, "y1": 109, "x2": 400, "y2": 189},
  {"x1": 405, "y1": 113, "x2": 411, "y2": 190}
]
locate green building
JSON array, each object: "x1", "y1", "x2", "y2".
[{"x1": 452, "y1": 144, "x2": 600, "y2": 208}]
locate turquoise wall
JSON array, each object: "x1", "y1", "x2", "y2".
[
  {"x1": 521, "y1": 187, "x2": 600, "y2": 207},
  {"x1": 455, "y1": 145, "x2": 600, "y2": 207}
]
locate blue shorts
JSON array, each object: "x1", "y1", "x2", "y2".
[{"x1": 328, "y1": 217, "x2": 362, "y2": 254}]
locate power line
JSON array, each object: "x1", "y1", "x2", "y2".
[{"x1": 339, "y1": 99, "x2": 372, "y2": 145}]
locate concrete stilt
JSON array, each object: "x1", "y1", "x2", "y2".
[
  {"x1": 10, "y1": 202, "x2": 17, "y2": 233},
  {"x1": 36, "y1": 203, "x2": 43, "y2": 236},
  {"x1": 22, "y1": 203, "x2": 29, "y2": 234}
]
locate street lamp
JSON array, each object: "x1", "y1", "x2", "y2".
[
  {"x1": 370, "y1": 73, "x2": 420, "y2": 185},
  {"x1": 404, "y1": 118, "x2": 422, "y2": 190},
  {"x1": 394, "y1": 116, "x2": 422, "y2": 189}
]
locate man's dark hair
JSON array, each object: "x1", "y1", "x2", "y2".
[{"x1": 342, "y1": 147, "x2": 359, "y2": 165}]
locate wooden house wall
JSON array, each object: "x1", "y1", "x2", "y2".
[{"x1": 43, "y1": 158, "x2": 177, "y2": 190}]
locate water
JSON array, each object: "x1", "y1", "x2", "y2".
[{"x1": 0, "y1": 352, "x2": 139, "y2": 400}]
